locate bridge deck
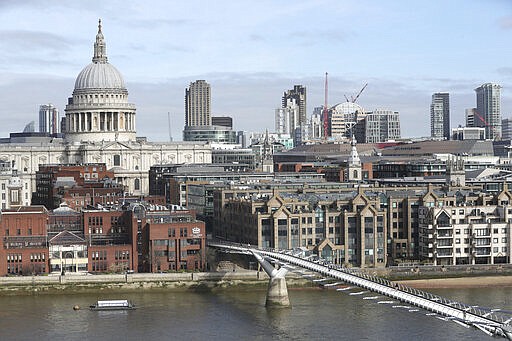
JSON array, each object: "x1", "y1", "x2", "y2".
[{"x1": 210, "y1": 241, "x2": 512, "y2": 340}]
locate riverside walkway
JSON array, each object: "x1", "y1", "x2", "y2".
[{"x1": 209, "y1": 241, "x2": 512, "y2": 340}]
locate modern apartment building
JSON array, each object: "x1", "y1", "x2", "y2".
[
  {"x1": 365, "y1": 109, "x2": 401, "y2": 143},
  {"x1": 475, "y1": 83, "x2": 502, "y2": 140},
  {"x1": 430, "y1": 93, "x2": 450, "y2": 140},
  {"x1": 419, "y1": 193, "x2": 512, "y2": 266}
]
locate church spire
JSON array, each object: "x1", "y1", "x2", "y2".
[
  {"x1": 347, "y1": 135, "x2": 360, "y2": 166},
  {"x1": 92, "y1": 19, "x2": 108, "y2": 63}
]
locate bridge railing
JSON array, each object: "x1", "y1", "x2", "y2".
[
  {"x1": 209, "y1": 240, "x2": 512, "y2": 325},
  {"x1": 269, "y1": 247, "x2": 512, "y2": 324}
]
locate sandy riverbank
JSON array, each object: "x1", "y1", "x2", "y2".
[{"x1": 399, "y1": 275, "x2": 512, "y2": 289}]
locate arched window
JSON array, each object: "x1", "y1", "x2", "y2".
[{"x1": 134, "y1": 178, "x2": 140, "y2": 191}]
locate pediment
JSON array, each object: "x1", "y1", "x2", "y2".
[
  {"x1": 49, "y1": 230, "x2": 86, "y2": 246},
  {"x1": 100, "y1": 141, "x2": 132, "y2": 151},
  {"x1": 272, "y1": 205, "x2": 291, "y2": 218}
]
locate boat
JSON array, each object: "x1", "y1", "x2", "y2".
[{"x1": 89, "y1": 299, "x2": 136, "y2": 311}]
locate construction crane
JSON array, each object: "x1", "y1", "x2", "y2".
[
  {"x1": 352, "y1": 83, "x2": 368, "y2": 103},
  {"x1": 323, "y1": 72, "x2": 329, "y2": 139},
  {"x1": 473, "y1": 110, "x2": 489, "y2": 127},
  {"x1": 472, "y1": 110, "x2": 497, "y2": 139},
  {"x1": 344, "y1": 83, "x2": 368, "y2": 103}
]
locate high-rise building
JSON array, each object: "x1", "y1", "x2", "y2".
[
  {"x1": 282, "y1": 85, "x2": 306, "y2": 127},
  {"x1": 365, "y1": 109, "x2": 401, "y2": 143},
  {"x1": 430, "y1": 93, "x2": 450, "y2": 140},
  {"x1": 275, "y1": 105, "x2": 299, "y2": 136},
  {"x1": 39, "y1": 104, "x2": 59, "y2": 134},
  {"x1": 277, "y1": 93, "x2": 302, "y2": 146},
  {"x1": 502, "y1": 118, "x2": 512, "y2": 140},
  {"x1": 185, "y1": 80, "x2": 211, "y2": 127},
  {"x1": 309, "y1": 107, "x2": 323, "y2": 140},
  {"x1": 465, "y1": 108, "x2": 476, "y2": 127},
  {"x1": 475, "y1": 83, "x2": 502, "y2": 140}
]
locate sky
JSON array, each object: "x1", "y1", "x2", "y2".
[{"x1": 0, "y1": 0, "x2": 511, "y2": 142}]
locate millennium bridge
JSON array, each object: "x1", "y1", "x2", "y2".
[{"x1": 209, "y1": 241, "x2": 512, "y2": 340}]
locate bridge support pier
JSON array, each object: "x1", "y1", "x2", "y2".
[
  {"x1": 266, "y1": 276, "x2": 290, "y2": 307},
  {"x1": 251, "y1": 251, "x2": 290, "y2": 307}
]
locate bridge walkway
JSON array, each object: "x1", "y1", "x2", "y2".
[{"x1": 209, "y1": 241, "x2": 512, "y2": 339}]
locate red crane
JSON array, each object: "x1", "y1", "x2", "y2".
[
  {"x1": 473, "y1": 110, "x2": 488, "y2": 126},
  {"x1": 472, "y1": 110, "x2": 496, "y2": 139}
]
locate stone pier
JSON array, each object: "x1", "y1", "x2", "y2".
[{"x1": 251, "y1": 251, "x2": 290, "y2": 307}]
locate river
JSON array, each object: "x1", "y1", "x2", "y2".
[{"x1": 1, "y1": 286, "x2": 511, "y2": 340}]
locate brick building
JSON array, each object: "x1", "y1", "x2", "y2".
[
  {"x1": 32, "y1": 163, "x2": 124, "y2": 210},
  {"x1": 83, "y1": 208, "x2": 138, "y2": 273},
  {"x1": 0, "y1": 206, "x2": 49, "y2": 275},
  {"x1": 141, "y1": 208, "x2": 205, "y2": 272}
]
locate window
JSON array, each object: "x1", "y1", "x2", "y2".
[
  {"x1": 134, "y1": 178, "x2": 140, "y2": 191},
  {"x1": 113, "y1": 154, "x2": 121, "y2": 166}
]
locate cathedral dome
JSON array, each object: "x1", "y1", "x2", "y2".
[
  {"x1": 73, "y1": 19, "x2": 126, "y2": 92},
  {"x1": 65, "y1": 19, "x2": 136, "y2": 144},
  {"x1": 74, "y1": 62, "x2": 125, "y2": 90}
]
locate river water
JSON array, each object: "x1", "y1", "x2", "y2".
[{"x1": 1, "y1": 286, "x2": 511, "y2": 340}]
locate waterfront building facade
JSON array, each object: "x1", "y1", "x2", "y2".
[
  {"x1": 0, "y1": 199, "x2": 208, "y2": 276},
  {"x1": 141, "y1": 208, "x2": 206, "y2": 272},
  {"x1": 215, "y1": 189, "x2": 387, "y2": 267},
  {"x1": 0, "y1": 206, "x2": 49, "y2": 275},
  {"x1": 419, "y1": 191, "x2": 512, "y2": 265}
]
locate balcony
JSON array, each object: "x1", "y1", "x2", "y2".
[{"x1": 436, "y1": 250, "x2": 453, "y2": 257}]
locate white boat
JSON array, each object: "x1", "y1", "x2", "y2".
[{"x1": 89, "y1": 299, "x2": 136, "y2": 311}]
